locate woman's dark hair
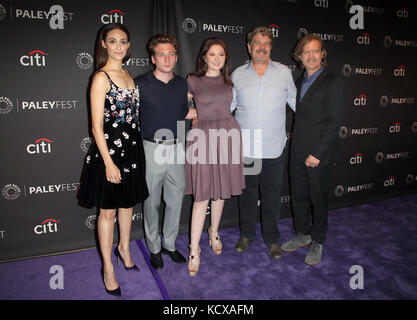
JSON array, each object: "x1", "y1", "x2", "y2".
[
  {"x1": 192, "y1": 37, "x2": 233, "y2": 86},
  {"x1": 94, "y1": 23, "x2": 131, "y2": 71}
]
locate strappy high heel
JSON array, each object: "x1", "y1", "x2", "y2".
[
  {"x1": 188, "y1": 245, "x2": 201, "y2": 277},
  {"x1": 208, "y1": 227, "x2": 222, "y2": 255}
]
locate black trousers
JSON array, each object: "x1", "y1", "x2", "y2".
[
  {"x1": 290, "y1": 155, "x2": 333, "y2": 244},
  {"x1": 237, "y1": 151, "x2": 286, "y2": 246}
]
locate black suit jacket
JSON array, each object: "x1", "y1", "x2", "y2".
[{"x1": 291, "y1": 69, "x2": 346, "y2": 164}]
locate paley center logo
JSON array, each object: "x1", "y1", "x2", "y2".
[
  {"x1": 20, "y1": 50, "x2": 47, "y2": 67},
  {"x1": 13, "y1": 5, "x2": 74, "y2": 29},
  {"x1": 2, "y1": 182, "x2": 80, "y2": 199},
  {"x1": 342, "y1": 64, "x2": 383, "y2": 77},
  {"x1": 334, "y1": 182, "x2": 374, "y2": 197},
  {"x1": 27, "y1": 138, "x2": 53, "y2": 154},
  {"x1": 101, "y1": 9, "x2": 125, "y2": 24},
  {"x1": 0, "y1": 96, "x2": 13, "y2": 115},
  {"x1": 76, "y1": 52, "x2": 94, "y2": 70},
  {"x1": 1, "y1": 96, "x2": 78, "y2": 114},
  {"x1": 384, "y1": 35, "x2": 417, "y2": 48},
  {"x1": 297, "y1": 27, "x2": 344, "y2": 41},
  {"x1": 34, "y1": 218, "x2": 60, "y2": 235},
  {"x1": 2, "y1": 184, "x2": 21, "y2": 200},
  {"x1": 182, "y1": 17, "x2": 244, "y2": 34},
  {"x1": 338, "y1": 125, "x2": 378, "y2": 138},
  {"x1": 375, "y1": 151, "x2": 410, "y2": 163},
  {"x1": 80, "y1": 137, "x2": 92, "y2": 153},
  {"x1": 379, "y1": 94, "x2": 415, "y2": 107}
]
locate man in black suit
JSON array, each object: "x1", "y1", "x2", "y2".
[{"x1": 281, "y1": 34, "x2": 346, "y2": 266}]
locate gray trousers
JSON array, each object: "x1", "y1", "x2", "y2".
[{"x1": 142, "y1": 140, "x2": 186, "y2": 254}]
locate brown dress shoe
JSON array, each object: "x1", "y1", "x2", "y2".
[
  {"x1": 268, "y1": 243, "x2": 283, "y2": 259},
  {"x1": 235, "y1": 237, "x2": 252, "y2": 252}
]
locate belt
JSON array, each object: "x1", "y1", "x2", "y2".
[{"x1": 143, "y1": 136, "x2": 182, "y2": 145}]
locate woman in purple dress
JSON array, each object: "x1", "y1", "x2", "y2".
[{"x1": 185, "y1": 38, "x2": 245, "y2": 276}]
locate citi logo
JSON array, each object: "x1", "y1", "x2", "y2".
[
  {"x1": 268, "y1": 24, "x2": 279, "y2": 38},
  {"x1": 357, "y1": 33, "x2": 370, "y2": 45},
  {"x1": 350, "y1": 153, "x2": 363, "y2": 164},
  {"x1": 27, "y1": 138, "x2": 53, "y2": 154},
  {"x1": 384, "y1": 176, "x2": 395, "y2": 187},
  {"x1": 394, "y1": 65, "x2": 405, "y2": 77},
  {"x1": 389, "y1": 122, "x2": 401, "y2": 133},
  {"x1": 34, "y1": 218, "x2": 59, "y2": 235},
  {"x1": 314, "y1": 0, "x2": 328, "y2": 8},
  {"x1": 20, "y1": 50, "x2": 46, "y2": 67},
  {"x1": 354, "y1": 94, "x2": 367, "y2": 106},
  {"x1": 101, "y1": 9, "x2": 124, "y2": 24},
  {"x1": 397, "y1": 7, "x2": 408, "y2": 18}
]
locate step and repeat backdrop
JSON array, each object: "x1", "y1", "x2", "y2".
[{"x1": 0, "y1": 0, "x2": 416, "y2": 262}]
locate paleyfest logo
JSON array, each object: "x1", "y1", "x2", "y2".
[
  {"x1": 181, "y1": 17, "x2": 244, "y2": 34},
  {"x1": 13, "y1": 5, "x2": 74, "y2": 29}
]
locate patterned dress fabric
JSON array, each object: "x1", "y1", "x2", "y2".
[{"x1": 78, "y1": 70, "x2": 148, "y2": 209}]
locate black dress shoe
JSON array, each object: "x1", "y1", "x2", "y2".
[
  {"x1": 161, "y1": 248, "x2": 186, "y2": 263},
  {"x1": 150, "y1": 251, "x2": 164, "y2": 269}
]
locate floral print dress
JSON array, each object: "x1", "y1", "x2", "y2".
[{"x1": 78, "y1": 70, "x2": 148, "y2": 209}]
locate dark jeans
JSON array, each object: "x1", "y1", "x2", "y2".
[
  {"x1": 237, "y1": 151, "x2": 286, "y2": 246},
  {"x1": 290, "y1": 155, "x2": 333, "y2": 244}
]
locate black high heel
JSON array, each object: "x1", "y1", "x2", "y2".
[
  {"x1": 114, "y1": 247, "x2": 140, "y2": 271},
  {"x1": 100, "y1": 269, "x2": 121, "y2": 296}
]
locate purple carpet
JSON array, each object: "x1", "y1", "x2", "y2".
[{"x1": 1, "y1": 194, "x2": 416, "y2": 300}]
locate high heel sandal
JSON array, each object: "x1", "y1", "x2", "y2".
[
  {"x1": 114, "y1": 247, "x2": 139, "y2": 271},
  {"x1": 100, "y1": 268, "x2": 121, "y2": 296},
  {"x1": 188, "y1": 245, "x2": 201, "y2": 277},
  {"x1": 208, "y1": 227, "x2": 222, "y2": 255}
]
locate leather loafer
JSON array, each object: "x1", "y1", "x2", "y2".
[
  {"x1": 161, "y1": 248, "x2": 186, "y2": 263},
  {"x1": 150, "y1": 251, "x2": 164, "y2": 269},
  {"x1": 235, "y1": 237, "x2": 252, "y2": 252},
  {"x1": 268, "y1": 243, "x2": 283, "y2": 259}
]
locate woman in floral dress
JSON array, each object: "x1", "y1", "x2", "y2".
[{"x1": 78, "y1": 23, "x2": 148, "y2": 296}]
